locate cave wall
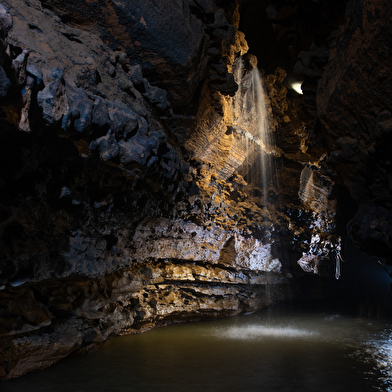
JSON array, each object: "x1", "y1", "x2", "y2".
[
  {"x1": 317, "y1": 0, "x2": 392, "y2": 260},
  {"x1": 241, "y1": 0, "x2": 392, "y2": 263},
  {"x1": 0, "y1": 0, "x2": 368, "y2": 380}
]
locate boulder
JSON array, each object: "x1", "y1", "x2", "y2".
[
  {"x1": 11, "y1": 49, "x2": 29, "y2": 86},
  {"x1": 37, "y1": 73, "x2": 68, "y2": 126},
  {"x1": 63, "y1": 83, "x2": 93, "y2": 133},
  {"x1": 92, "y1": 97, "x2": 110, "y2": 128}
]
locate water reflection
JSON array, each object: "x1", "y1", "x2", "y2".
[
  {"x1": 361, "y1": 330, "x2": 392, "y2": 391},
  {"x1": 2, "y1": 305, "x2": 392, "y2": 392}
]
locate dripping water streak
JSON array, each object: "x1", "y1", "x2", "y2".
[{"x1": 232, "y1": 59, "x2": 276, "y2": 209}]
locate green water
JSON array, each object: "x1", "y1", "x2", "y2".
[{"x1": 3, "y1": 304, "x2": 392, "y2": 392}]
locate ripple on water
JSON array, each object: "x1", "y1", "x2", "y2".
[{"x1": 359, "y1": 330, "x2": 392, "y2": 391}]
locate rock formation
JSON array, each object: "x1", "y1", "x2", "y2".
[
  {"x1": 0, "y1": 0, "x2": 389, "y2": 381},
  {"x1": 317, "y1": 0, "x2": 392, "y2": 262}
]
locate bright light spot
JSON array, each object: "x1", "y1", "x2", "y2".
[
  {"x1": 291, "y1": 82, "x2": 303, "y2": 95},
  {"x1": 215, "y1": 325, "x2": 317, "y2": 340}
]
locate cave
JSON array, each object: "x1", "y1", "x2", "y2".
[{"x1": 0, "y1": 0, "x2": 392, "y2": 389}]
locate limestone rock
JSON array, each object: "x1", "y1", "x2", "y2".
[
  {"x1": 350, "y1": 202, "x2": 392, "y2": 261},
  {"x1": 18, "y1": 75, "x2": 34, "y2": 132},
  {"x1": 26, "y1": 64, "x2": 43, "y2": 88},
  {"x1": 130, "y1": 218, "x2": 281, "y2": 272},
  {"x1": 316, "y1": 0, "x2": 392, "y2": 255},
  {"x1": 142, "y1": 79, "x2": 168, "y2": 110},
  {"x1": 0, "y1": 64, "x2": 10, "y2": 96},
  {"x1": 37, "y1": 71, "x2": 69, "y2": 125},
  {"x1": 0, "y1": 287, "x2": 52, "y2": 337},
  {"x1": 63, "y1": 83, "x2": 92, "y2": 132},
  {"x1": 128, "y1": 65, "x2": 144, "y2": 89},
  {"x1": 0, "y1": 3, "x2": 12, "y2": 37}
]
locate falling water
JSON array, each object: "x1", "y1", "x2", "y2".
[{"x1": 232, "y1": 59, "x2": 276, "y2": 201}]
